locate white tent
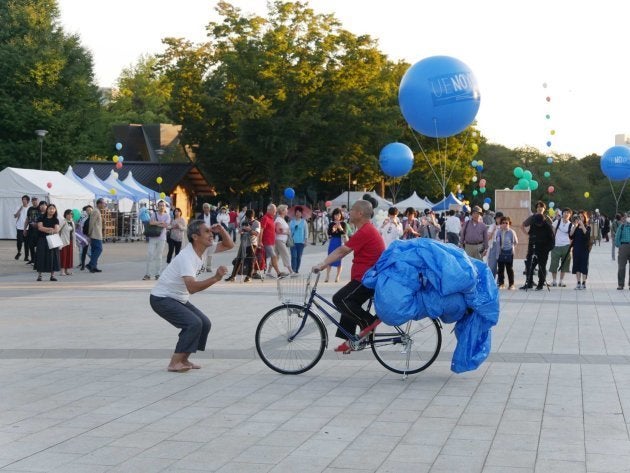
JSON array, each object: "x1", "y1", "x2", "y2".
[
  {"x1": 0, "y1": 167, "x2": 94, "y2": 239},
  {"x1": 395, "y1": 191, "x2": 431, "y2": 211},
  {"x1": 329, "y1": 191, "x2": 393, "y2": 211},
  {"x1": 82, "y1": 168, "x2": 134, "y2": 212}
]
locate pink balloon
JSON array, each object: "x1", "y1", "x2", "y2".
[
  {"x1": 325, "y1": 200, "x2": 332, "y2": 207},
  {"x1": 115, "y1": 161, "x2": 123, "y2": 169},
  {"x1": 548, "y1": 186, "x2": 554, "y2": 193},
  {"x1": 479, "y1": 179, "x2": 487, "y2": 187},
  {"x1": 46, "y1": 182, "x2": 52, "y2": 189}
]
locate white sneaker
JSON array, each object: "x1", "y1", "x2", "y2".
[{"x1": 575, "y1": 284, "x2": 581, "y2": 290}]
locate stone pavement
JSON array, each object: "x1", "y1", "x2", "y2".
[{"x1": 0, "y1": 238, "x2": 629, "y2": 472}]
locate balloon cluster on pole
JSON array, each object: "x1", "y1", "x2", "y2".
[{"x1": 513, "y1": 167, "x2": 538, "y2": 190}]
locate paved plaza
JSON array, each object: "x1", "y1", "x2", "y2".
[{"x1": 1, "y1": 238, "x2": 629, "y2": 472}]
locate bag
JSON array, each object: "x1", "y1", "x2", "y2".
[
  {"x1": 497, "y1": 249, "x2": 513, "y2": 264},
  {"x1": 286, "y1": 233, "x2": 295, "y2": 248},
  {"x1": 46, "y1": 233, "x2": 63, "y2": 249},
  {"x1": 144, "y1": 224, "x2": 163, "y2": 238},
  {"x1": 82, "y1": 216, "x2": 90, "y2": 235}
]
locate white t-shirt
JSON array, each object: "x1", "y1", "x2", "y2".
[
  {"x1": 151, "y1": 244, "x2": 211, "y2": 303},
  {"x1": 445, "y1": 215, "x2": 462, "y2": 234},
  {"x1": 275, "y1": 216, "x2": 289, "y2": 243},
  {"x1": 16, "y1": 205, "x2": 28, "y2": 230},
  {"x1": 554, "y1": 220, "x2": 572, "y2": 246},
  {"x1": 379, "y1": 218, "x2": 403, "y2": 248}
]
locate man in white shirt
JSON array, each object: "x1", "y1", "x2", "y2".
[
  {"x1": 548, "y1": 208, "x2": 573, "y2": 287},
  {"x1": 13, "y1": 195, "x2": 30, "y2": 260},
  {"x1": 445, "y1": 210, "x2": 462, "y2": 245},
  {"x1": 150, "y1": 220, "x2": 234, "y2": 372}
]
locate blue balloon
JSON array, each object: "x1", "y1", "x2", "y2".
[
  {"x1": 483, "y1": 197, "x2": 491, "y2": 204},
  {"x1": 601, "y1": 145, "x2": 630, "y2": 181},
  {"x1": 284, "y1": 187, "x2": 295, "y2": 199},
  {"x1": 471, "y1": 160, "x2": 478, "y2": 167},
  {"x1": 547, "y1": 157, "x2": 553, "y2": 164},
  {"x1": 398, "y1": 56, "x2": 481, "y2": 138},
  {"x1": 549, "y1": 201, "x2": 555, "y2": 208},
  {"x1": 379, "y1": 142, "x2": 414, "y2": 177},
  {"x1": 115, "y1": 142, "x2": 123, "y2": 151},
  {"x1": 476, "y1": 165, "x2": 483, "y2": 172}
]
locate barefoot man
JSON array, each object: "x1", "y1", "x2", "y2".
[{"x1": 150, "y1": 220, "x2": 234, "y2": 372}]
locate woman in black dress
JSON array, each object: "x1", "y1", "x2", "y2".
[
  {"x1": 569, "y1": 210, "x2": 591, "y2": 290},
  {"x1": 36, "y1": 203, "x2": 61, "y2": 281}
]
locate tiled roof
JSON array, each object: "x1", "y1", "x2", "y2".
[{"x1": 72, "y1": 161, "x2": 214, "y2": 195}]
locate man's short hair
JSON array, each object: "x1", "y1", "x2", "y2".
[
  {"x1": 535, "y1": 201, "x2": 546, "y2": 209},
  {"x1": 22, "y1": 194, "x2": 29, "y2": 201},
  {"x1": 31, "y1": 196, "x2": 38, "y2": 202},
  {"x1": 387, "y1": 206, "x2": 398, "y2": 216},
  {"x1": 187, "y1": 220, "x2": 205, "y2": 243},
  {"x1": 96, "y1": 198, "x2": 105, "y2": 205},
  {"x1": 202, "y1": 203, "x2": 211, "y2": 210},
  {"x1": 353, "y1": 199, "x2": 373, "y2": 218},
  {"x1": 563, "y1": 208, "x2": 573, "y2": 214}
]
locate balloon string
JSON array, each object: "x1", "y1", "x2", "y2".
[
  {"x1": 432, "y1": 119, "x2": 449, "y2": 198},
  {"x1": 408, "y1": 125, "x2": 443, "y2": 191},
  {"x1": 608, "y1": 178, "x2": 629, "y2": 214},
  {"x1": 444, "y1": 130, "x2": 471, "y2": 190}
]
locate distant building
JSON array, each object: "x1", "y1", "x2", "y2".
[{"x1": 615, "y1": 134, "x2": 630, "y2": 146}]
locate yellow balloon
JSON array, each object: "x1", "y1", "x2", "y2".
[
  {"x1": 159, "y1": 192, "x2": 166, "y2": 199},
  {"x1": 156, "y1": 176, "x2": 163, "y2": 184},
  {"x1": 550, "y1": 130, "x2": 556, "y2": 135},
  {"x1": 584, "y1": 192, "x2": 590, "y2": 198},
  {"x1": 109, "y1": 188, "x2": 117, "y2": 195},
  {"x1": 477, "y1": 160, "x2": 484, "y2": 166},
  {"x1": 548, "y1": 208, "x2": 555, "y2": 216},
  {"x1": 112, "y1": 155, "x2": 119, "y2": 163},
  {"x1": 471, "y1": 143, "x2": 478, "y2": 151}
]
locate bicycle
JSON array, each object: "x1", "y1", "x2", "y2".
[{"x1": 255, "y1": 270, "x2": 442, "y2": 379}]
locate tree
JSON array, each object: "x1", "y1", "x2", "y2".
[{"x1": 0, "y1": 0, "x2": 103, "y2": 170}]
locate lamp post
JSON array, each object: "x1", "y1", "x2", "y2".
[
  {"x1": 347, "y1": 168, "x2": 358, "y2": 209},
  {"x1": 35, "y1": 130, "x2": 48, "y2": 170}
]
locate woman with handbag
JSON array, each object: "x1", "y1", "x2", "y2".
[
  {"x1": 35, "y1": 203, "x2": 61, "y2": 281},
  {"x1": 143, "y1": 200, "x2": 171, "y2": 281},
  {"x1": 496, "y1": 215, "x2": 518, "y2": 290},
  {"x1": 166, "y1": 208, "x2": 186, "y2": 264},
  {"x1": 59, "y1": 209, "x2": 75, "y2": 276}
]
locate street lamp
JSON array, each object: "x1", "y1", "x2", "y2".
[
  {"x1": 35, "y1": 130, "x2": 48, "y2": 170},
  {"x1": 347, "y1": 166, "x2": 359, "y2": 209}
]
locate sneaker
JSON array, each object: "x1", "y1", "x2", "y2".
[
  {"x1": 497, "y1": 284, "x2": 505, "y2": 289},
  {"x1": 243, "y1": 277, "x2": 251, "y2": 283},
  {"x1": 277, "y1": 272, "x2": 289, "y2": 278},
  {"x1": 519, "y1": 284, "x2": 533, "y2": 290},
  {"x1": 334, "y1": 340, "x2": 352, "y2": 354},
  {"x1": 142, "y1": 275, "x2": 151, "y2": 281},
  {"x1": 155, "y1": 275, "x2": 160, "y2": 280},
  {"x1": 508, "y1": 285, "x2": 516, "y2": 290},
  {"x1": 535, "y1": 286, "x2": 544, "y2": 291},
  {"x1": 252, "y1": 273, "x2": 262, "y2": 279},
  {"x1": 14, "y1": 252, "x2": 20, "y2": 260},
  {"x1": 581, "y1": 282, "x2": 586, "y2": 289},
  {"x1": 559, "y1": 281, "x2": 567, "y2": 287},
  {"x1": 225, "y1": 276, "x2": 235, "y2": 282},
  {"x1": 290, "y1": 272, "x2": 299, "y2": 278},
  {"x1": 618, "y1": 286, "x2": 624, "y2": 290},
  {"x1": 575, "y1": 284, "x2": 581, "y2": 290},
  {"x1": 552, "y1": 281, "x2": 557, "y2": 287}
]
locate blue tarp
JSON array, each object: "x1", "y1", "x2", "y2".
[{"x1": 362, "y1": 238, "x2": 500, "y2": 373}]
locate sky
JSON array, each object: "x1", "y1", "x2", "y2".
[{"x1": 57, "y1": 0, "x2": 630, "y2": 158}]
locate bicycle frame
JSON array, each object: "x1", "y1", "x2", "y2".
[{"x1": 285, "y1": 271, "x2": 406, "y2": 349}]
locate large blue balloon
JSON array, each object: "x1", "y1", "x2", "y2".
[
  {"x1": 601, "y1": 145, "x2": 630, "y2": 181},
  {"x1": 379, "y1": 142, "x2": 414, "y2": 177},
  {"x1": 284, "y1": 187, "x2": 295, "y2": 199},
  {"x1": 399, "y1": 56, "x2": 481, "y2": 138}
]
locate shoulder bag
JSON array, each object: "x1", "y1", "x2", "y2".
[
  {"x1": 46, "y1": 233, "x2": 63, "y2": 249},
  {"x1": 143, "y1": 211, "x2": 163, "y2": 237}
]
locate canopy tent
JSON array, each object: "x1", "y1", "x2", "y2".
[
  {"x1": 395, "y1": 191, "x2": 432, "y2": 211},
  {"x1": 329, "y1": 191, "x2": 393, "y2": 212},
  {"x1": 431, "y1": 192, "x2": 464, "y2": 212},
  {"x1": 81, "y1": 168, "x2": 134, "y2": 212},
  {"x1": 104, "y1": 170, "x2": 145, "y2": 201},
  {"x1": 423, "y1": 196, "x2": 435, "y2": 206},
  {"x1": 65, "y1": 166, "x2": 110, "y2": 198},
  {"x1": 0, "y1": 167, "x2": 94, "y2": 239},
  {"x1": 122, "y1": 171, "x2": 161, "y2": 201}
]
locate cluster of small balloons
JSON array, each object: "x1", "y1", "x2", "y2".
[
  {"x1": 470, "y1": 159, "x2": 484, "y2": 172},
  {"x1": 512, "y1": 167, "x2": 539, "y2": 190},
  {"x1": 112, "y1": 143, "x2": 124, "y2": 170}
]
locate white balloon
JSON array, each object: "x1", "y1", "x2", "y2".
[
  {"x1": 472, "y1": 176, "x2": 478, "y2": 182},
  {"x1": 482, "y1": 203, "x2": 490, "y2": 210}
]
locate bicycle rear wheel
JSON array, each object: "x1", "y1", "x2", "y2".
[
  {"x1": 255, "y1": 304, "x2": 327, "y2": 375},
  {"x1": 371, "y1": 318, "x2": 441, "y2": 375}
]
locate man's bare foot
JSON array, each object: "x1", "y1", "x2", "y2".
[{"x1": 167, "y1": 363, "x2": 191, "y2": 373}]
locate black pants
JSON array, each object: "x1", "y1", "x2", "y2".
[
  {"x1": 526, "y1": 250, "x2": 550, "y2": 288},
  {"x1": 27, "y1": 229, "x2": 38, "y2": 265},
  {"x1": 166, "y1": 238, "x2": 182, "y2": 263},
  {"x1": 332, "y1": 279, "x2": 376, "y2": 339},
  {"x1": 16, "y1": 229, "x2": 26, "y2": 257},
  {"x1": 229, "y1": 244, "x2": 255, "y2": 278}
]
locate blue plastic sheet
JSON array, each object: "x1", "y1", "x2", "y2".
[{"x1": 362, "y1": 238, "x2": 500, "y2": 373}]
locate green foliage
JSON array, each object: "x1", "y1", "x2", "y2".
[{"x1": 0, "y1": 0, "x2": 103, "y2": 170}]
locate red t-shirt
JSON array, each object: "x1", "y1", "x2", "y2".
[
  {"x1": 229, "y1": 211, "x2": 237, "y2": 224},
  {"x1": 260, "y1": 213, "x2": 276, "y2": 246},
  {"x1": 346, "y1": 222, "x2": 385, "y2": 282}
]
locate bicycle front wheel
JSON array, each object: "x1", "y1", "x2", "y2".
[
  {"x1": 371, "y1": 318, "x2": 441, "y2": 375},
  {"x1": 255, "y1": 304, "x2": 327, "y2": 375}
]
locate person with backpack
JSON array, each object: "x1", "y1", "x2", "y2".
[{"x1": 548, "y1": 208, "x2": 573, "y2": 287}]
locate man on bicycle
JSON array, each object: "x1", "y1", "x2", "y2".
[{"x1": 313, "y1": 199, "x2": 385, "y2": 352}]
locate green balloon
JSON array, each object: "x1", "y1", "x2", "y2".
[
  {"x1": 544, "y1": 171, "x2": 551, "y2": 178},
  {"x1": 529, "y1": 180, "x2": 539, "y2": 190},
  {"x1": 518, "y1": 178, "x2": 529, "y2": 189},
  {"x1": 513, "y1": 167, "x2": 524, "y2": 178},
  {"x1": 72, "y1": 208, "x2": 81, "y2": 222},
  {"x1": 523, "y1": 170, "x2": 533, "y2": 180},
  {"x1": 472, "y1": 190, "x2": 478, "y2": 196},
  {"x1": 479, "y1": 187, "x2": 486, "y2": 193}
]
